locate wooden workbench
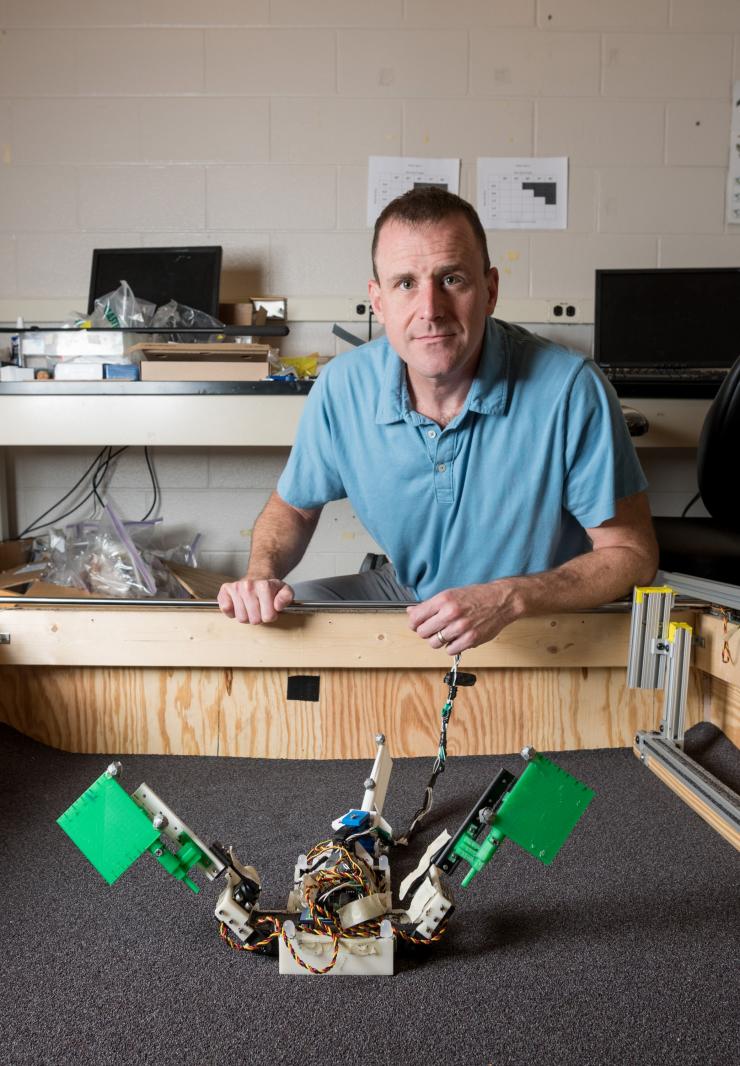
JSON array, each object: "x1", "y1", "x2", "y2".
[{"x1": 1, "y1": 604, "x2": 736, "y2": 759}]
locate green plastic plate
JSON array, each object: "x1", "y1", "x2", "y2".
[
  {"x1": 494, "y1": 755, "x2": 595, "y2": 865},
  {"x1": 57, "y1": 772, "x2": 159, "y2": 885}
]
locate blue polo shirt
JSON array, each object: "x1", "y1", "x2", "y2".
[{"x1": 277, "y1": 317, "x2": 647, "y2": 601}]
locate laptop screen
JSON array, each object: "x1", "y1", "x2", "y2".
[
  {"x1": 88, "y1": 246, "x2": 223, "y2": 317},
  {"x1": 594, "y1": 268, "x2": 740, "y2": 369}
]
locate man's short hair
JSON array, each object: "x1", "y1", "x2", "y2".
[{"x1": 371, "y1": 187, "x2": 491, "y2": 280}]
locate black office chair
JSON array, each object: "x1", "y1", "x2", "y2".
[{"x1": 653, "y1": 354, "x2": 740, "y2": 585}]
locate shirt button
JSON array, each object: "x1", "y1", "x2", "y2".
[
  {"x1": 427, "y1": 429, "x2": 437, "y2": 439},
  {"x1": 437, "y1": 463, "x2": 446, "y2": 473}
]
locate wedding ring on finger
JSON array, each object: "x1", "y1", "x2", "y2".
[{"x1": 436, "y1": 630, "x2": 448, "y2": 646}]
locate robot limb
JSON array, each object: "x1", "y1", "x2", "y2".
[{"x1": 210, "y1": 843, "x2": 261, "y2": 942}]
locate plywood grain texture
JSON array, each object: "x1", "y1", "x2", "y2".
[
  {"x1": 704, "y1": 676, "x2": 740, "y2": 747},
  {"x1": 0, "y1": 663, "x2": 705, "y2": 759},
  {"x1": 0, "y1": 606, "x2": 694, "y2": 669},
  {"x1": 0, "y1": 666, "x2": 220, "y2": 756},
  {"x1": 218, "y1": 665, "x2": 681, "y2": 759},
  {"x1": 694, "y1": 612, "x2": 740, "y2": 687}
]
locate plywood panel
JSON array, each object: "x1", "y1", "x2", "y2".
[
  {"x1": 0, "y1": 665, "x2": 220, "y2": 756},
  {"x1": 694, "y1": 613, "x2": 740, "y2": 686},
  {"x1": 0, "y1": 605, "x2": 694, "y2": 670},
  {"x1": 704, "y1": 676, "x2": 740, "y2": 747},
  {"x1": 0, "y1": 663, "x2": 699, "y2": 759},
  {"x1": 220, "y1": 666, "x2": 669, "y2": 759}
]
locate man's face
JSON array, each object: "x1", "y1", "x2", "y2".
[{"x1": 368, "y1": 214, "x2": 498, "y2": 385}]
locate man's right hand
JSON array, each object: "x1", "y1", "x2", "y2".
[{"x1": 217, "y1": 578, "x2": 294, "y2": 624}]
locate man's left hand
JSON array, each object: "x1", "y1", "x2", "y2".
[{"x1": 407, "y1": 581, "x2": 523, "y2": 655}]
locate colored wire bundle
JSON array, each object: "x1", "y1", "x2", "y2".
[
  {"x1": 395, "y1": 655, "x2": 462, "y2": 846},
  {"x1": 218, "y1": 838, "x2": 446, "y2": 973},
  {"x1": 219, "y1": 915, "x2": 281, "y2": 953}
]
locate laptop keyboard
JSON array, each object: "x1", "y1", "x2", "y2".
[{"x1": 602, "y1": 365, "x2": 729, "y2": 382}]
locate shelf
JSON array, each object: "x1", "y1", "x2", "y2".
[
  {"x1": 617, "y1": 398, "x2": 710, "y2": 448},
  {"x1": 0, "y1": 380, "x2": 312, "y2": 396},
  {"x1": 0, "y1": 388, "x2": 707, "y2": 449},
  {"x1": 0, "y1": 385, "x2": 311, "y2": 446},
  {"x1": 0, "y1": 324, "x2": 289, "y2": 337}
]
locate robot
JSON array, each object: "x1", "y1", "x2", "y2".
[{"x1": 57, "y1": 658, "x2": 594, "y2": 976}]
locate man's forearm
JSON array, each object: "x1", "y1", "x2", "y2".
[
  {"x1": 510, "y1": 492, "x2": 659, "y2": 620},
  {"x1": 408, "y1": 490, "x2": 658, "y2": 655},
  {"x1": 245, "y1": 491, "x2": 321, "y2": 581},
  {"x1": 512, "y1": 543, "x2": 658, "y2": 618}
]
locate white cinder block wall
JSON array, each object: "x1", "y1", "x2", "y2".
[{"x1": 2, "y1": 1, "x2": 740, "y2": 580}]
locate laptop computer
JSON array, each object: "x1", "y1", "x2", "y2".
[{"x1": 594, "y1": 268, "x2": 740, "y2": 398}]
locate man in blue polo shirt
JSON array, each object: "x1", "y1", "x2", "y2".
[{"x1": 218, "y1": 188, "x2": 658, "y2": 653}]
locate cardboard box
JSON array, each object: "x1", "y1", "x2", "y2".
[
  {"x1": 23, "y1": 580, "x2": 91, "y2": 598},
  {"x1": 166, "y1": 561, "x2": 233, "y2": 600},
  {"x1": 140, "y1": 360, "x2": 268, "y2": 382},
  {"x1": 0, "y1": 539, "x2": 93, "y2": 598},
  {"x1": 0, "y1": 539, "x2": 41, "y2": 597},
  {"x1": 252, "y1": 296, "x2": 287, "y2": 322},
  {"x1": 129, "y1": 342, "x2": 270, "y2": 362},
  {"x1": 0, "y1": 539, "x2": 34, "y2": 571},
  {"x1": 0, "y1": 563, "x2": 47, "y2": 591},
  {"x1": 218, "y1": 302, "x2": 254, "y2": 326}
]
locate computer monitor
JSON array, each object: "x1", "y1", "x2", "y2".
[
  {"x1": 594, "y1": 267, "x2": 740, "y2": 368},
  {"x1": 87, "y1": 246, "x2": 223, "y2": 316}
]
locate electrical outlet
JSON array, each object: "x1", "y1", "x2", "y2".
[
  {"x1": 551, "y1": 301, "x2": 578, "y2": 319},
  {"x1": 349, "y1": 299, "x2": 375, "y2": 320}
]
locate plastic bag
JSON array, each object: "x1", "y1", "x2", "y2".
[
  {"x1": 151, "y1": 300, "x2": 224, "y2": 343},
  {"x1": 268, "y1": 352, "x2": 319, "y2": 380},
  {"x1": 91, "y1": 280, "x2": 156, "y2": 329},
  {"x1": 154, "y1": 532, "x2": 202, "y2": 569},
  {"x1": 39, "y1": 504, "x2": 193, "y2": 599},
  {"x1": 37, "y1": 529, "x2": 88, "y2": 592},
  {"x1": 38, "y1": 525, "x2": 137, "y2": 597},
  {"x1": 41, "y1": 516, "x2": 155, "y2": 598}
]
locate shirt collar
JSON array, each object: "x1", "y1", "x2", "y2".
[
  {"x1": 375, "y1": 342, "x2": 412, "y2": 424},
  {"x1": 466, "y1": 317, "x2": 510, "y2": 416},
  {"x1": 375, "y1": 318, "x2": 510, "y2": 425}
]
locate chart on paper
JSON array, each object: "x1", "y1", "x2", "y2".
[
  {"x1": 477, "y1": 157, "x2": 568, "y2": 230},
  {"x1": 367, "y1": 156, "x2": 460, "y2": 226}
]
